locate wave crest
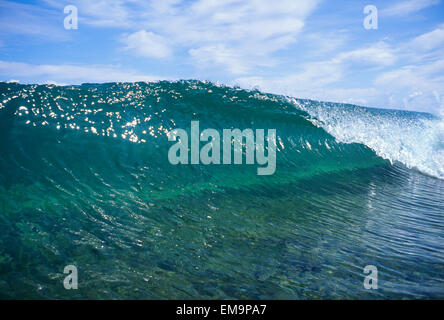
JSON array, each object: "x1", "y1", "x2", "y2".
[{"x1": 290, "y1": 98, "x2": 444, "y2": 179}]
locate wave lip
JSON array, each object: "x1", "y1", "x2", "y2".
[{"x1": 289, "y1": 98, "x2": 444, "y2": 180}]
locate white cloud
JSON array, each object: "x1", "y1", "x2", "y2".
[
  {"x1": 282, "y1": 61, "x2": 344, "y2": 87},
  {"x1": 0, "y1": 61, "x2": 165, "y2": 84},
  {"x1": 122, "y1": 30, "x2": 172, "y2": 59},
  {"x1": 235, "y1": 74, "x2": 380, "y2": 107},
  {"x1": 154, "y1": 0, "x2": 319, "y2": 73},
  {"x1": 235, "y1": 41, "x2": 395, "y2": 91},
  {"x1": 235, "y1": 28, "x2": 444, "y2": 115},
  {"x1": 43, "y1": 0, "x2": 135, "y2": 28},
  {"x1": 0, "y1": 1, "x2": 69, "y2": 40},
  {"x1": 143, "y1": 0, "x2": 319, "y2": 73},
  {"x1": 382, "y1": 0, "x2": 440, "y2": 17},
  {"x1": 37, "y1": 0, "x2": 321, "y2": 73},
  {"x1": 234, "y1": 60, "x2": 344, "y2": 100},
  {"x1": 335, "y1": 43, "x2": 397, "y2": 67},
  {"x1": 409, "y1": 24, "x2": 444, "y2": 51},
  {"x1": 189, "y1": 45, "x2": 249, "y2": 75},
  {"x1": 375, "y1": 59, "x2": 444, "y2": 91},
  {"x1": 367, "y1": 26, "x2": 444, "y2": 114},
  {"x1": 302, "y1": 32, "x2": 348, "y2": 56}
]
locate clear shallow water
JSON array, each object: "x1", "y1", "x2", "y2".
[{"x1": 0, "y1": 81, "x2": 443, "y2": 299}]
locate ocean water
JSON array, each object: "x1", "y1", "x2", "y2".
[{"x1": 0, "y1": 80, "x2": 443, "y2": 299}]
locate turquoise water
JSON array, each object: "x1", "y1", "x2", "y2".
[{"x1": 0, "y1": 81, "x2": 443, "y2": 299}]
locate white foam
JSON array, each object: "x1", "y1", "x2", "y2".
[{"x1": 289, "y1": 98, "x2": 444, "y2": 180}]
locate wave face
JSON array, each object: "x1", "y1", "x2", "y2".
[{"x1": 0, "y1": 81, "x2": 443, "y2": 299}]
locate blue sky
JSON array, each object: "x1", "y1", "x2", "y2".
[{"x1": 0, "y1": 0, "x2": 443, "y2": 114}]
